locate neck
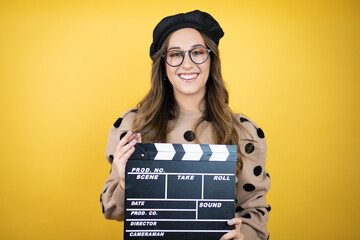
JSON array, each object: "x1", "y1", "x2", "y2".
[{"x1": 174, "y1": 93, "x2": 205, "y2": 112}]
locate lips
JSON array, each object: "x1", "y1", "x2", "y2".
[{"x1": 178, "y1": 73, "x2": 199, "y2": 80}]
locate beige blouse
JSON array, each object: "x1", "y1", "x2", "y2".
[{"x1": 100, "y1": 108, "x2": 271, "y2": 239}]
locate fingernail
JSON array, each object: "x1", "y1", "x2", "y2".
[
  {"x1": 131, "y1": 139, "x2": 136, "y2": 143},
  {"x1": 219, "y1": 238, "x2": 223, "y2": 240},
  {"x1": 131, "y1": 147, "x2": 135, "y2": 151},
  {"x1": 227, "y1": 220, "x2": 233, "y2": 224},
  {"x1": 126, "y1": 131, "x2": 130, "y2": 135},
  {"x1": 135, "y1": 133, "x2": 140, "y2": 136}
]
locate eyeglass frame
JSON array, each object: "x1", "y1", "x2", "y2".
[{"x1": 162, "y1": 47, "x2": 212, "y2": 67}]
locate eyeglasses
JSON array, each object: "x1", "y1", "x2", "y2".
[{"x1": 162, "y1": 46, "x2": 211, "y2": 67}]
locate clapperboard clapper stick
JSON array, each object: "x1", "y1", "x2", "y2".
[{"x1": 124, "y1": 143, "x2": 237, "y2": 240}]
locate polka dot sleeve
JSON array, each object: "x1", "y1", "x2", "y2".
[
  {"x1": 100, "y1": 108, "x2": 137, "y2": 220},
  {"x1": 235, "y1": 114, "x2": 271, "y2": 239}
]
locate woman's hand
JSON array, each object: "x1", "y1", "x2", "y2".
[
  {"x1": 220, "y1": 218, "x2": 244, "y2": 240},
  {"x1": 113, "y1": 131, "x2": 142, "y2": 190}
]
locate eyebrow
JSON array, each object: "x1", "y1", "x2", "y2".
[{"x1": 168, "y1": 44, "x2": 206, "y2": 51}]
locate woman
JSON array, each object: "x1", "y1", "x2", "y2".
[{"x1": 100, "y1": 10, "x2": 270, "y2": 240}]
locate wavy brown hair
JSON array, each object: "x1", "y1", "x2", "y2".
[{"x1": 133, "y1": 31, "x2": 247, "y2": 174}]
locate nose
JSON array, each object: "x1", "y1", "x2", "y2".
[{"x1": 181, "y1": 51, "x2": 195, "y2": 68}]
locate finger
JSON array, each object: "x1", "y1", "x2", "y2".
[
  {"x1": 121, "y1": 145, "x2": 136, "y2": 162},
  {"x1": 115, "y1": 131, "x2": 133, "y2": 153},
  {"x1": 235, "y1": 221, "x2": 241, "y2": 232},
  {"x1": 125, "y1": 132, "x2": 142, "y2": 145},
  {"x1": 118, "y1": 138, "x2": 137, "y2": 159},
  {"x1": 116, "y1": 142, "x2": 136, "y2": 190},
  {"x1": 224, "y1": 218, "x2": 243, "y2": 240},
  {"x1": 227, "y1": 218, "x2": 242, "y2": 229},
  {"x1": 116, "y1": 145, "x2": 136, "y2": 172},
  {"x1": 231, "y1": 232, "x2": 244, "y2": 240},
  {"x1": 135, "y1": 132, "x2": 142, "y2": 143},
  {"x1": 117, "y1": 143, "x2": 136, "y2": 170},
  {"x1": 117, "y1": 146, "x2": 135, "y2": 190},
  {"x1": 116, "y1": 133, "x2": 141, "y2": 163},
  {"x1": 220, "y1": 229, "x2": 236, "y2": 240}
]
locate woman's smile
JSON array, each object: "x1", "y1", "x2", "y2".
[{"x1": 178, "y1": 73, "x2": 199, "y2": 82}]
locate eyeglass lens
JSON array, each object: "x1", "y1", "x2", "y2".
[{"x1": 164, "y1": 47, "x2": 209, "y2": 67}]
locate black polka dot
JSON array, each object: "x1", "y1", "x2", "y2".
[
  {"x1": 257, "y1": 128, "x2": 265, "y2": 138},
  {"x1": 235, "y1": 198, "x2": 238, "y2": 204},
  {"x1": 184, "y1": 131, "x2": 196, "y2": 142},
  {"x1": 256, "y1": 195, "x2": 263, "y2": 199},
  {"x1": 130, "y1": 109, "x2": 138, "y2": 113},
  {"x1": 256, "y1": 209, "x2": 265, "y2": 216},
  {"x1": 100, "y1": 194, "x2": 105, "y2": 214},
  {"x1": 267, "y1": 234, "x2": 270, "y2": 240},
  {"x1": 240, "y1": 117, "x2": 249, "y2": 122},
  {"x1": 113, "y1": 117, "x2": 123, "y2": 128},
  {"x1": 266, "y1": 205, "x2": 271, "y2": 212},
  {"x1": 243, "y1": 183, "x2": 256, "y2": 192},
  {"x1": 242, "y1": 213, "x2": 251, "y2": 219},
  {"x1": 120, "y1": 132, "x2": 127, "y2": 140},
  {"x1": 102, "y1": 187, "x2": 108, "y2": 194},
  {"x1": 253, "y1": 166, "x2": 262, "y2": 176},
  {"x1": 266, "y1": 172, "x2": 270, "y2": 179},
  {"x1": 109, "y1": 155, "x2": 114, "y2": 160},
  {"x1": 236, "y1": 206, "x2": 244, "y2": 213},
  {"x1": 245, "y1": 143, "x2": 255, "y2": 154}
]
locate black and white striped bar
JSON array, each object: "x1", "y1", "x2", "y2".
[
  {"x1": 125, "y1": 143, "x2": 237, "y2": 240},
  {"x1": 129, "y1": 143, "x2": 237, "y2": 161}
]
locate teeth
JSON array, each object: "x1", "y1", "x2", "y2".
[{"x1": 179, "y1": 74, "x2": 198, "y2": 80}]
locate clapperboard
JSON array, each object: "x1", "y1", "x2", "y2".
[{"x1": 124, "y1": 143, "x2": 237, "y2": 240}]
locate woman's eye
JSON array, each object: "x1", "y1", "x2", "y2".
[
  {"x1": 192, "y1": 49, "x2": 205, "y2": 56},
  {"x1": 169, "y1": 52, "x2": 182, "y2": 57}
]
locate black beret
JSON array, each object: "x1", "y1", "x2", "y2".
[{"x1": 150, "y1": 10, "x2": 224, "y2": 57}]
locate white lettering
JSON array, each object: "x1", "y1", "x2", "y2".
[
  {"x1": 199, "y1": 202, "x2": 222, "y2": 208},
  {"x1": 130, "y1": 221, "x2": 157, "y2": 226},
  {"x1": 129, "y1": 232, "x2": 165, "y2": 237},
  {"x1": 149, "y1": 211, "x2": 157, "y2": 216},
  {"x1": 177, "y1": 175, "x2": 195, "y2": 180},
  {"x1": 130, "y1": 211, "x2": 146, "y2": 216},
  {"x1": 131, "y1": 201, "x2": 145, "y2": 206},
  {"x1": 136, "y1": 174, "x2": 159, "y2": 180},
  {"x1": 131, "y1": 168, "x2": 151, "y2": 173},
  {"x1": 213, "y1": 175, "x2": 230, "y2": 181}
]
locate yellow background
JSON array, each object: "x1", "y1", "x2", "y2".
[{"x1": 1, "y1": 0, "x2": 359, "y2": 239}]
